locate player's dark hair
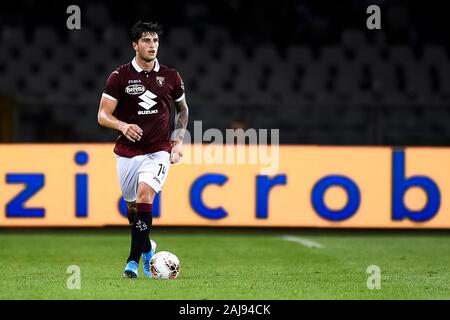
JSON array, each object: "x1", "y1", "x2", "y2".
[{"x1": 131, "y1": 21, "x2": 162, "y2": 43}]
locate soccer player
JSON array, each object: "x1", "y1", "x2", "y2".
[{"x1": 97, "y1": 21, "x2": 189, "y2": 278}]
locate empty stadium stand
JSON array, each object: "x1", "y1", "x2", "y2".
[{"x1": 0, "y1": 1, "x2": 449, "y2": 145}]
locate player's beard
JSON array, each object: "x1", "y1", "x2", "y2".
[
  {"x1": 139, "y1": 50, "x2": 156, "y2": 63},
  {"x1": 141, "y1": 55, "x2": 155, "y2": 63}
]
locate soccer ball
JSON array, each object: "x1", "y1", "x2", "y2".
[{"x1": 150, "y1": 251, "x2": 180, "y2": 279}]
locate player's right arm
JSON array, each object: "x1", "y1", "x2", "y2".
[
  {"x1": 97, "y1": 96, "x2": 143, "y2": 142},
  {"x1": 98, "y1": 69, "x2": 143, "y2": 142}
]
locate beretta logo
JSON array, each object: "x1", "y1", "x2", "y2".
[{"x1": 125, "y1": 84, "x2": 145, "y2": 95}]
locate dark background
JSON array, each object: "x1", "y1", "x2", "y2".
[{"x1": 0, "y1": 0, "x2": 449, "y2": 145}]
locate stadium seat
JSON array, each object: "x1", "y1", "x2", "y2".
[
  {"x1": 286, "y1": 45, "x2": 313, "y2": 67},
  {"x1": 265, "y1": 62, "x2": 296, "y2": 99},
  {"x1": 341, "y1": 29, "x2": 367, "y2": 51},
  {"x1": 436, "y1": 62, "x2": 450, "y2": 99},
  {"x1": 1, "y1": 26, "x2": 26, "y2": 48},
  {"x1": 389, "y1": 45, "x2": 416, "y2": 67},
  {"x1": 333, "y1": 62, "x2": 367, "y2": 104},
  {"x1": 202, "y1": 26, "x2": 231, "y2": 47},
  {"x1": 33, "y1": 27, "x2": 60, "y2": 50},
  {"x1": 320, "y1": 45, "x2": 346, "y2": 67},
  {"x1": 67, "y1": 29, "x2": 97, "y2": 50},
  {"x1": 252, "y1": 45, "x2": 281, "y2": 67},
  {"x1": 301, "y1": 62, "x2": 328, "y2": 98},
  {"x1": 422, "y1": 45, "x2": 448, "y2": 66},
  {"x1": 403, "y1": 63, "x2": 434, "y2": 100},
  {"x1": 102, "y1": 27, "x2": 130, "y2": 48},
  {"x1": 167, "y1": 27, "x2": 197, "y2": 51},
  {"x1": 354, "y1": 46, "x2": 381, "y2": 64}
]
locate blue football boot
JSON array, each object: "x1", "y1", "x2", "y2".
[
  {"x1": 142, "y1": 239, "x2": 157, "y2": 278},
  {"x1": 123, "y1": 260, "x2": 139, "y2": 278}
]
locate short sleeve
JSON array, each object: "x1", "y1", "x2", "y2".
[
  {"x1": 172, "y1": 71, "x2": 185, "y2": 102},
  {"x1": 102, "y1": 70, "x2": 121, "y2": 101}
]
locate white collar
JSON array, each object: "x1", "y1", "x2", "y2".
[{"x1": 132, "y1": 57, "x2": 160, "y2": 73}]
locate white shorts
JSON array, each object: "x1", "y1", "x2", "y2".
[{"x1": 116, "y1": 151, "x2": 171, "y2": 202}]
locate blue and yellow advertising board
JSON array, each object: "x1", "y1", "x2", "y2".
[{"x1": 0, "y1": 144, "x2": 449, "y2": 228}]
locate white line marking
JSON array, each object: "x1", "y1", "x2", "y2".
[{"x1": 281, "y1": 235, "x2": 323, "y2": 248}]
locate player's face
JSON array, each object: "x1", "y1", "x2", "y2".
[{"x1": 134, "y1": 32, "x2": 159, "y2": 62}]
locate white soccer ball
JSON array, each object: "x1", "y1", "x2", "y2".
[{"x1": 150, "y1": 251, "x2": 181, "y2": 279}]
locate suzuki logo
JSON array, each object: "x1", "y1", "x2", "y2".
[{"x1": 138, "y1": 90, "x2": 157, "y2": 110}]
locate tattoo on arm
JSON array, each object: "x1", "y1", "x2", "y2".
[{"x1": 173, "y1": 98, "x2": 189, "y2": 141}]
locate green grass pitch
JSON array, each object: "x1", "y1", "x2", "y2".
[{"x1": 0, "y1": 229, "x2": 449, "y2": 299}]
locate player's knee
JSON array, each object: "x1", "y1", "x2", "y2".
[
  {"x1": 136, "y1": 184, "x2": 156, "y2": 204},
  {"x1": 137, "y1": 194, "x2": 153, "y2": 204}
]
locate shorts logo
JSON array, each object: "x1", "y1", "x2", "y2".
[
  {"x1": 153, "y1": 176, "x2": 161, "y2": 185},
  {"x1": 156, "y1": 76, "x2": 165, "y2": 87},
  {"x1": 125, "y1": 84, "x2": 146, "y2": 95}
]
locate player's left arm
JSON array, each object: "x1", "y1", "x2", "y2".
[{"x1": 170, "y1": 97, "x2": 189, "y2": 164}]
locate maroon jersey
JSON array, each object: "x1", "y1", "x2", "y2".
[{"x1": 102, "y1": 58, "x2": 185, "y2": 157}]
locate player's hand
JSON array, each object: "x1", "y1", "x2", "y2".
[
  {"x1": 170, "y1": 140, "x2": 183, "y2": 164},
  {"x1": 119, "y1": 123, "x2": 143, "y2": 142}
]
